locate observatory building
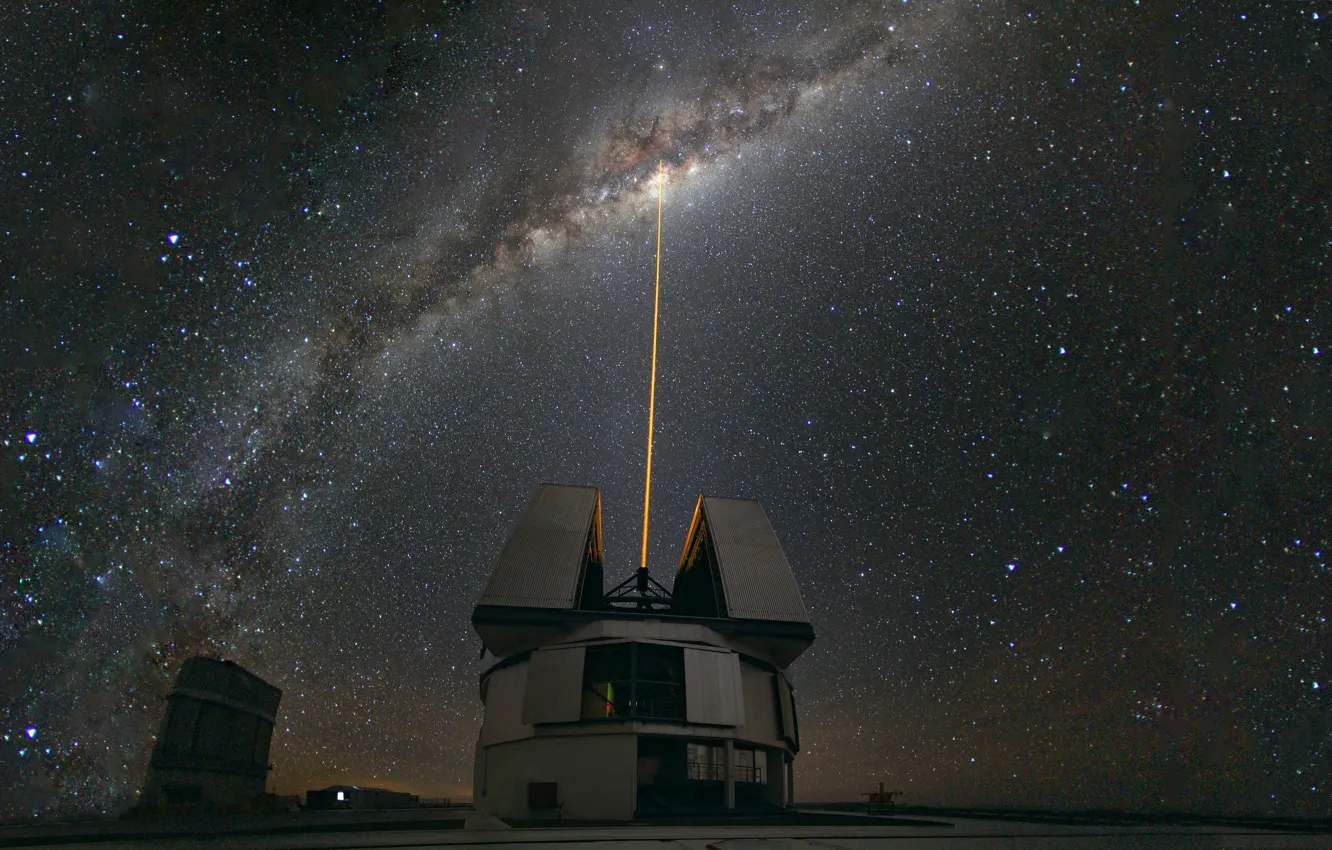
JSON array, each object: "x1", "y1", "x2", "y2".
[
  {"x1": 471, "y1": 484, "x2": 814, "y2": 820},
  {"x1": 140, "y1": 657, "x2": 281, "y2": 810}
]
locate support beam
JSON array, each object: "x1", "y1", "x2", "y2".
[
  {"x1": 766, "y1": 748, "x2": 787, "y2": 808},
  {"x1": 787, "y1": 758, "x2": 795, "y2": 808},
  {"x1": 724, "y1": 739, "x2": 735, "y2": 810}
]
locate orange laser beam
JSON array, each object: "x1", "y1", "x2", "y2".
[{"x1": 641, "y1": 161, "x2": 664, "y2": 570}]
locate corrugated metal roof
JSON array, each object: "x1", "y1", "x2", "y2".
[
  {"x1": 478, "y1": 484, "x2": 600, "y2": 609},
  {"x1": 703, "y1": 497, "x2": 810, "y2": 623}
]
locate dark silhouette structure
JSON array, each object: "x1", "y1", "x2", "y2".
[{"x1": 139, "y1": 657, "x2": 280, "y2": 810}]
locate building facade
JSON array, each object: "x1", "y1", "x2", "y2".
[
  {"x1": 472, "y1": 484, "x2": 814, "y2": 820},
  {"x1": 139, "y1": 657, "x2": 281, "y2": 810}
]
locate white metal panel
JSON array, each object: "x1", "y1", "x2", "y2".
[
  {"x1": 684, "y1": 648, "x2": 744, "y2": 726},
  {"x1": 479, "y1": 485, "x2": 598, "y2": 609},
  {"x1": 703, "y1": 497, "x2": 809, "y2": 623},
  {"x1": 474, "y1": 741, "x2": 487, "y2": 799},
  {"x1": 719, "y1": 651, "x2": 745, "y2": 726},
  {"x1": 479, "y1": 664, "x2": 530, "y2": 746},
  {"x1": 478, "y1": 734, "x2": 637, "y2": 820},
  {"x1": 522, "y1": 646, "x2": 585, "y2": 724},
  {"x1": 776, "y1": 673, "x2": 797, "y2": 747},
  {"x1": 684, "y1": 648, "x2": 719, "y2": 724},
  {"x1": 738, "y1": 661, "x2": 779, "y2": 744}
]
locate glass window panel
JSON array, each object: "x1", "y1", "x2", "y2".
[
  {"x1": 636, "y1": 680, "x2": 685, "y2": 720},
  {"x1": 582, "y1": 644, "x2": 633, "y2": 719},
  {"x1": 637, "y1": 643, "x2": 684, "y2": 683},
  {"x1": 582, "y1": 679, "x2": 632, "y2": 718},
  {"x1": 733, "y1": 747, "x2": 764, "y2": 783},
  {"x1": 583, "y1": 644, "x2": 631, "y2": 682},
  {"x1": 580, "y1": 642, "x2": 687, "y2": 721}
]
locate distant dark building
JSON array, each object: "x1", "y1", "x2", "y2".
[
  {"x1": 472, "y1": 484, "x2": 814, "y2": 820},
  {"x1": 139, "y1": 657, "x2": 280, "y2": 810},
  {"x1": 305, "y1": 786, "x2": 419, "y2": 810}
]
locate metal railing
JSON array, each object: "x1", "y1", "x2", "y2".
[
  {"x1": 686, "y1": 759, "x2": 763, "y2": 784},
  {"x1": 634, "y1": 681, "x2": 684, "y2": 720},
  {"x1": 584, "y1": 680, "x2": 684, "y2": 720}
]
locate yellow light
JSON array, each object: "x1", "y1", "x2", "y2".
[{"x1": 641, "y1": 161, "x2": 664, "y2": 570}]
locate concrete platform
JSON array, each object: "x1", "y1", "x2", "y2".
[{"x1": 0, "y1": 807, "x2": 1327, "y2": 849}]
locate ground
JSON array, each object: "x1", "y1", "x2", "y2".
[{"x1": 1, "y1": 807, "x2": 1329, "y2": 849}]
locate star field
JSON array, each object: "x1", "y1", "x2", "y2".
[{"x1": 1, "y1": 0, "x2": 1328, "y2": 819}]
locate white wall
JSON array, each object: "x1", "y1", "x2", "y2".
[
  {"x1": 478, "y1": 734, "x2": 636, "y2": 820},
  {"x1": 737, "y1": 661, "x2": 782, "y2": 747},
  {"x1": 479, "y1": 662, "x2": 532, "y2": 746},
  {"x1": 522, "y1": 646, "x2": 585, "y2": 724}
]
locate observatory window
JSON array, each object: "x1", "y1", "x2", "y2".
[
  {"x1": 336, "y1": 791, "x2": 345, "y2": 802},
  {"x1": 733, "y1": 746, "x2": 764, "y2": 784},
  {"x1": 582, "y1": 643, "x2": 632, "y2": 718},
  {"x1": 581, "y1": 642, "x2": 686, "y2": 721},
  {"x1": 635, "y1": 643, "x2": 685, "y2": 720},
  {"x1": 686, "y1": 743, "x2": 724, "y2": 780},
  {"x1": 685, "y1": 743, "x2": 765, "y2": 783}
]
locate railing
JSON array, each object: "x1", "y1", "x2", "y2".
[
  {"x1": 584, "y1": 680, "x2": 684, "y2": 720},
  {"x1": 735, "y1": 764, "x2": 764, "y2": 784},
  {"x1": 687, "y1": 758, "x2": 724, "y2": 781},
  {"x1": 686, "y1": 760, "x2": 763, "y2": 784},
  {"x1": 635, "y1": 681, "x2": 685, "y2": 720}
]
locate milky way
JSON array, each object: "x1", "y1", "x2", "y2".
[{"x1": 2, "y1": 0, "x2": 1328, "y2": 819}]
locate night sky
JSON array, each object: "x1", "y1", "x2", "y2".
[{"x1": 2, "y1": 0, "x2": 1329, "y2": 820}]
